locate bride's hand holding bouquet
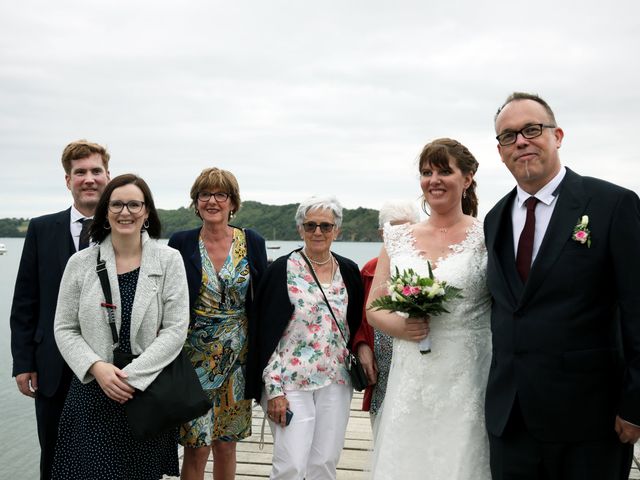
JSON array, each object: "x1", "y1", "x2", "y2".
[{"x1": 369, "y1": 264, "x2": 462, "y2": 354}]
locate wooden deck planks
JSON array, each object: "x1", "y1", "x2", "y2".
[{"x1": 165, "y1": 392, "x2": 640, "y2": 479}]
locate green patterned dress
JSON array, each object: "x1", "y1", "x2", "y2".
[{"x1": 179, "y1": 229, "x2": 252, "y2": 447}]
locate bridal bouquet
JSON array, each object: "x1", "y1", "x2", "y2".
[{"x1": 369, "y1": 264, "x2": 463, "y2": 354}]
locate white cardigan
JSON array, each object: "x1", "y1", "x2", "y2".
[{"x1": 54, "y1": 233, "x2": 189, "y2": 391}]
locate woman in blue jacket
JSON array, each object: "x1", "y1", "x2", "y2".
[{"x1": 169, "y1": 167, "x2": 267, "y2": 480}]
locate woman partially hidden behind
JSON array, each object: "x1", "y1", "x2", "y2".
[
  {"x1": 52, "y1": 174, "x2": 189, "y2": 479},
  {"x1": 367, "y1": 139, "x2": 492, "y2": 479},
  {"x1": 247, "y1": 195, "x2": 364, "y2": 480}
]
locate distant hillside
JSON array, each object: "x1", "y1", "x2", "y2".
[
  {"x1": 0, "y1": 218, "x2": 29, "y2": 237},
  {"x1": 0, "y1": 201, "x2": 380, "y2": 241}
]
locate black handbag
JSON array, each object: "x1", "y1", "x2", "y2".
[
  {"x1": 96, "y1": 253, "x2": 211, "y2": 441},
  {"x1": 299, "y1": 250, "x2": 369, "y2": 392}
]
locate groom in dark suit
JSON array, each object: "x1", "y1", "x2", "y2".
[
  {"x1": 484, "y1": 92, "x2": 640, "y2": 479},
  {"x1": 10, "y1": 140, "x2": 110, "y2": 480}
]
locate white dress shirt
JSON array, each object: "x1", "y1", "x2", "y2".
[
  {"x1": 69, "y1": 206, "x2": 93, "y2": 252},
  {"x1": 511, "y1": 166, "x2": 566, "y2": 265}
]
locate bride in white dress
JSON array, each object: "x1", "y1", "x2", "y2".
[{"x1": 368, "y1": 138, "x2": 491, "y2": 479}]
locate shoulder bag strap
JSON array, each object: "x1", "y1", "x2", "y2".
[
  {"x1": 96, "y1": 251, "x2": 119, "y2": 346},
  {"x1": 298, "y1": 249, "x2": 349, "y2": 348}
]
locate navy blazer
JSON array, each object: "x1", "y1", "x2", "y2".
[
  {"x1": 10, "y1": 208, "x2": 75, "y2": 397},
  {"x1": 168, "y1": 225, "x2": 268, "y2": 398},
  {"x1": 484, "y1": 168, "x2": 640, "y2": 442},
  {"x1": 246, "y1": 249, "x2": 364, "y2": 401}
]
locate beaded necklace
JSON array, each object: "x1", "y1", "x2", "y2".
[
  {"x1": 303, "y1": 248, "x2": 332, "y2": 265},
  {"x1": 301, "y1": 251, "x2": 335, "y2": 289}
]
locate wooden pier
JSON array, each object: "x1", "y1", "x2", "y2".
[
  {"x1": 165, "y1": 392, "x2": 372, "y2": 479},
  {"x1": 165, "y1": 391, "x2": 640, "y2": 479}
]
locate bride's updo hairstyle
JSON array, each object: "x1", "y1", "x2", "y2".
[{"x1": 418, "y1": 138, "x2": 479, "y2": 217}]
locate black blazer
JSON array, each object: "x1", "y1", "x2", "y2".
[
  {"x1": 168, "y1": 226, "x2": 268, "y2": 398},
  {"x1": 246, "y1": 250, "x2": 364, "y2": 401},
  {"x1": 10, "y1": 208, "x2": 75, "y2": 397},
  {"x1": 484, "y1": 168, "x2": 640, "y2": 442}
]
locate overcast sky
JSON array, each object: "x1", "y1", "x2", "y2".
[{"x1": 1, "y1": 1, "x2": 638, "y2": 220}]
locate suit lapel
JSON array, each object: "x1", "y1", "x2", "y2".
[
  {"x1": 519, "y1": 169, "x2": 589, "y2": 306},
  {"x1": 487, "y1": 190, "x2": 521, "y2": 306},
  {"x1": 55, "y1": 208, "x2": 73, "y2": 271}
]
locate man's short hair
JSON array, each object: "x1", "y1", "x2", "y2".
[
  {"x1": 494, "y1": 92, "x2": 557, "y2": 126},
  {"x1": 61, "y1": 140, "x2": 110, "y2": 174}
]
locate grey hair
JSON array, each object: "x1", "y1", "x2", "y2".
[
  {"x1": 378, "y1": 200, "x2": 420, "y2": 228},
  {"x1": 295, "y1": 195, "x2": 344, "y2": 228}
]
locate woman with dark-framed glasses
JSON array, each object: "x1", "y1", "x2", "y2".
[
  {"x1": 52, "y1": 174, "x2": 189, "y2": 479},
  {"x1": 168, "y1": 167, "x2": 267, "y2": 480},
  {"x1": 247, "y1": 195, "x2": 364, "y2": 480}
]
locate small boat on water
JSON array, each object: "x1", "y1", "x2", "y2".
[
  {"x1": 0, "y1": 243, "x2": 6, "y2": 255},
  {"x1": 267, "y1": 245, "x2": 281, "y2": 250}
]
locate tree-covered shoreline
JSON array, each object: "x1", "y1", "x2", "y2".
[{"x1": 0, "y1": 201, "x2": 380, "y2": 241}]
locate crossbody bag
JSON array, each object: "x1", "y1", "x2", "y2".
[
  {"x1": 298, "y1": 249, "x2": 368, "y2": 391},
  {"x1": 96, "y1": 252, "x2": 210, "y2": 440}
]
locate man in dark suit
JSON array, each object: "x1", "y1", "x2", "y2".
[
  {"x1": 484, "y1": 92, "x2": 640, "y2": 479},
  {"x1": 10, "y1": 140, "x2": 110, "y2": 480}
]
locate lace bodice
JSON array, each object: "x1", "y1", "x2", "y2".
[
  {"x1": 384, "y1": 220, "x2": 489, "y2": 333},
  {"x1": 370, "y1": 219, "x2": 492, "y2": 480}
]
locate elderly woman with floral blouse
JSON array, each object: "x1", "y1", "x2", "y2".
[{"x1": 247, "y1": 195, "x2": 364, "y2": 480}]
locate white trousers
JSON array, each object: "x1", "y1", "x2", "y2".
[{"x1": 262, "y1": 383, "x2": 353, "y2": 480}]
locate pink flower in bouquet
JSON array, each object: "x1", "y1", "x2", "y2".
[{"x1": 402, "y1": 285, "x2": 421, "y2": 296}]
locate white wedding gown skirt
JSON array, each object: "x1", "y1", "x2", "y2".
[{"x1": 370, "y1": 221, "x2": 492, "y2": 480}]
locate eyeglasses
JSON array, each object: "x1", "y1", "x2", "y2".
[
  {"x1": 496, "y1": 124, "x2": 556, "y2": 146},
  {"x1": 302, "y1": 222, "x2": 335, "y2": 233},
  {"x1": 197, "y1": 191, "x2": 230, "y2": 202},
  {"x1": 108, "y1": 200, "x2": 145, "y2": 214}
]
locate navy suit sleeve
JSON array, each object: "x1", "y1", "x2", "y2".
[
  {"x1": 611, "y1": 189, "x2": 640, "y2": 424},
  {"x1": 10, "y1": 219, "x2": 41, "y2": 375}
]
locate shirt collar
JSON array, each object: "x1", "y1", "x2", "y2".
[
  {"x1": 516, "y1": 166, "x2": 566, "y2": 208},
  {"x1": 70, "y1": 205, "x2": 92, "y2": 223}
]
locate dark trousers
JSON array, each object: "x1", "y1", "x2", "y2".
[
  {"x1": 35, "y1": 368, "x2": 71, "y2": 480},
  {"x1": 489, "y1": 400, "x2": 633, "y2": 480}
]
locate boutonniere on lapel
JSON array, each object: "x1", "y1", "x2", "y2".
[{"x1": 572, "y1": 215, "x2": 591, "y2": 247}]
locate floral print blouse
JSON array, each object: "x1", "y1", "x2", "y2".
[{"x1": 263, "y1": 251, "x2": 351, "y2": 399}]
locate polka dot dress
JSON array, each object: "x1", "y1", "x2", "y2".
[{"x1": 51, "y1": 268, "x2": 179, "y2": 480}]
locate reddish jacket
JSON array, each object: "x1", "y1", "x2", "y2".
[{"x1": 352, "y1": 257, "x2": 378, "y2": 411}]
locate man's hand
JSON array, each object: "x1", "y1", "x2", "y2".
[
  {"x1": 357, "y1": 343, "x2": 378, "y2": 385},
  {"x1": 615, "y1": 415, "x2": 640, "y2": 444},
  {"x1": 90, "y1": 361, "x2": 135, "y2": 404},
  {"x1": 16, "y1": 372, "x2": 38, "y2": 398}
]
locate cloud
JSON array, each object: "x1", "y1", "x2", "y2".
[{"x1": 1, "y1": 0, "x2": 639, "y2": 219}]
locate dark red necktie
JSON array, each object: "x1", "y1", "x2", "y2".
[{"x1": 516, "y1": 197, "x2": 539, "y2": 282}]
